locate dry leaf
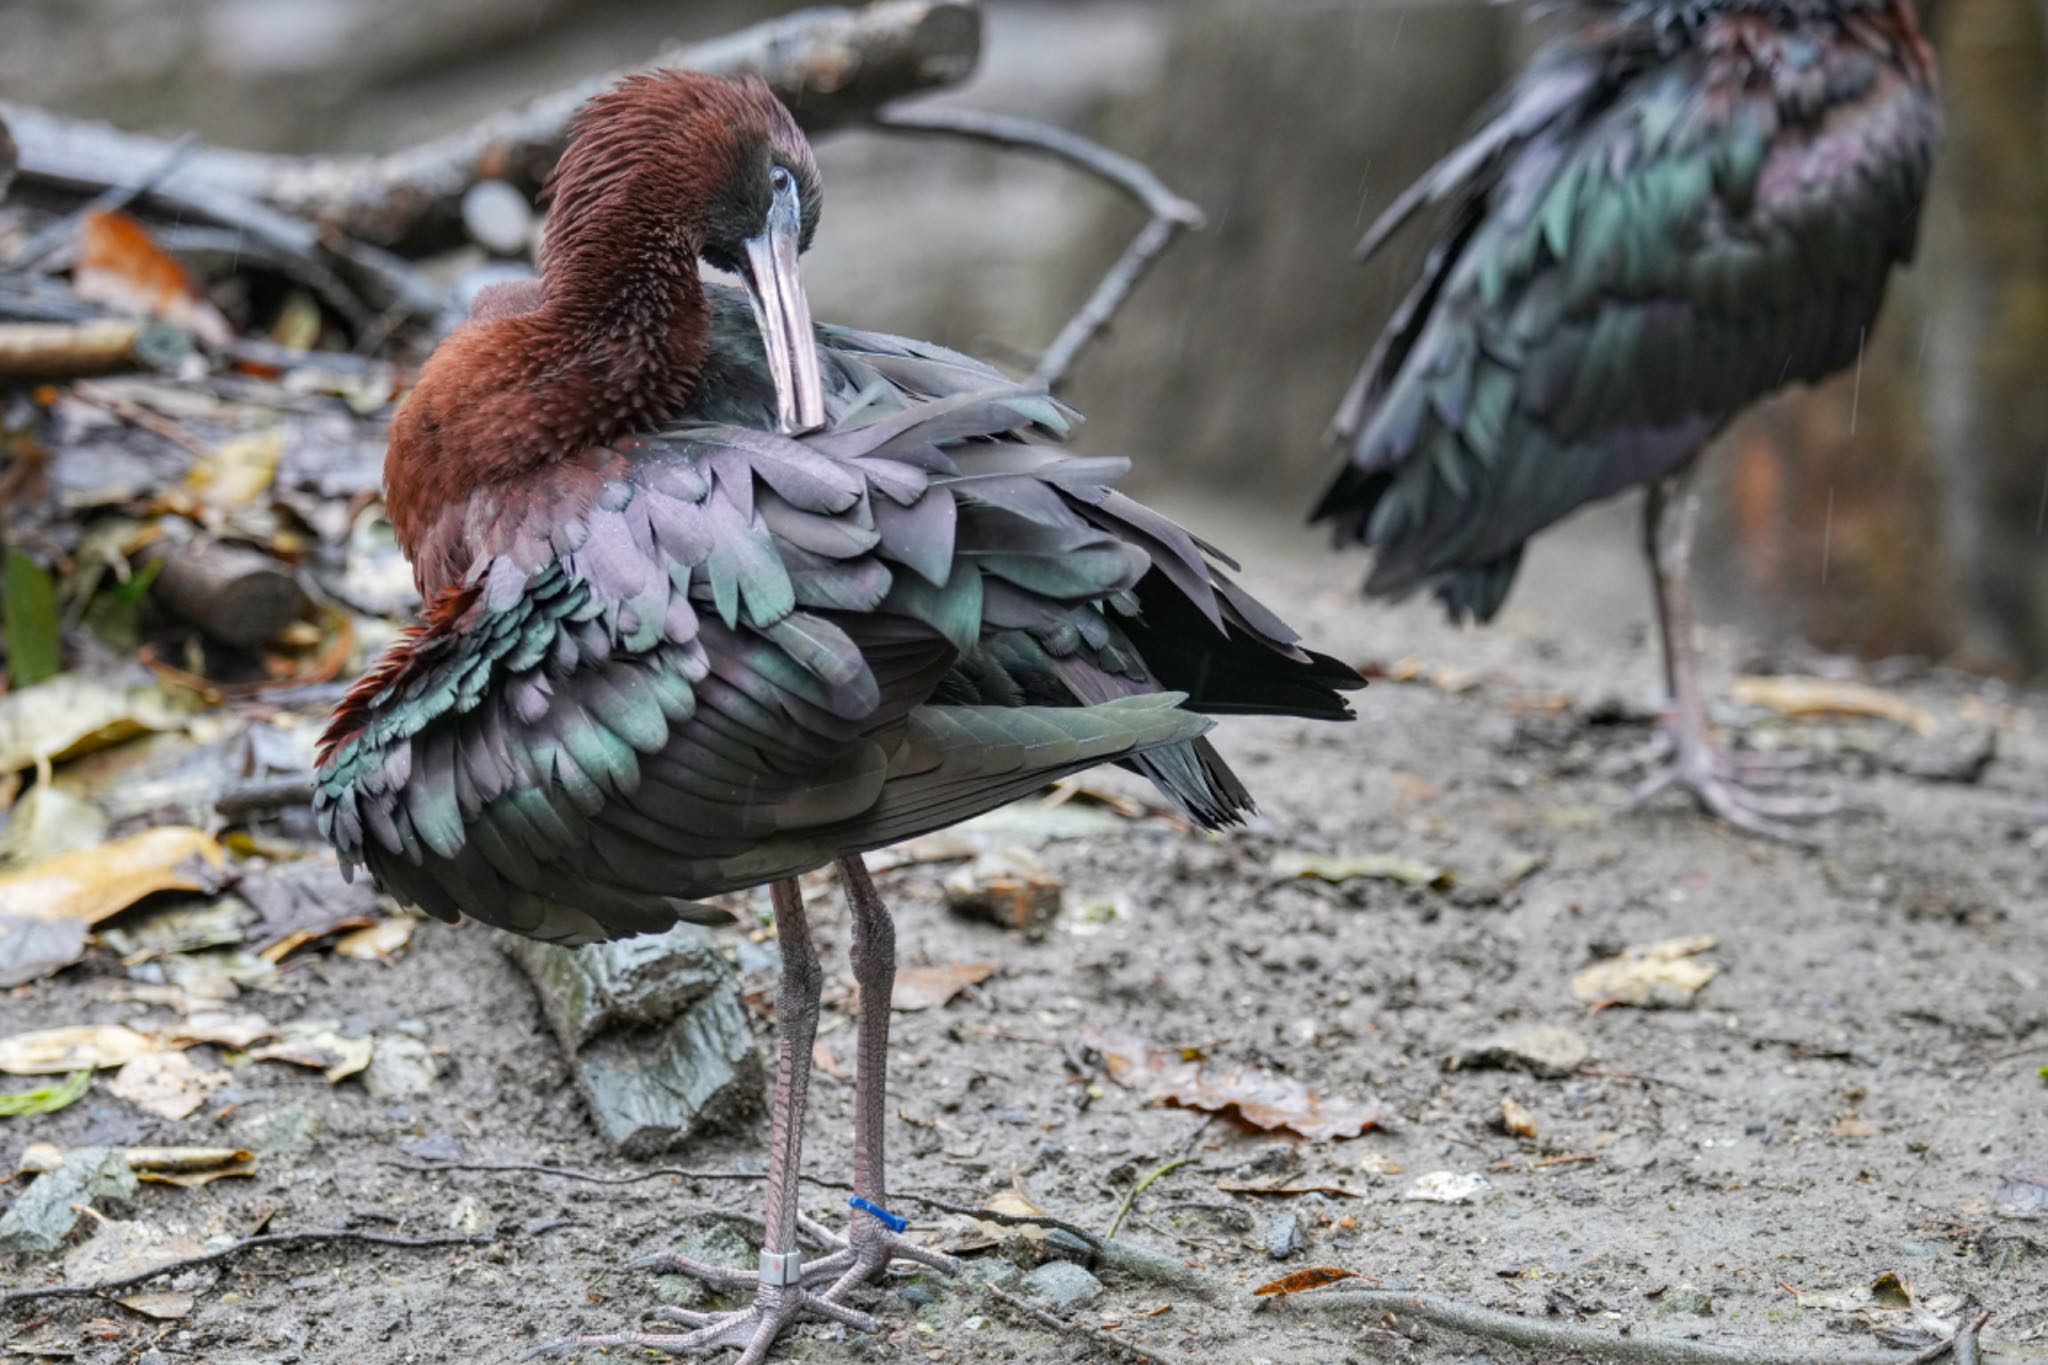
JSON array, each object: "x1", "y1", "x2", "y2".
[
  {"x1": 140, "y1": 1158, "x2": 258, "y2": 1188},
  {"x1": 333, "y1": 917, "x2": 415, "y2": 961},
  {"x1": 891, "y1": 962, "x2": 997, "y2": 1012},
  {"x1": 164, "y1": 1011, "x2": 275, "y2": 1050},
  {"x1": 811, "y1": 1041, "x2": 846, "y2": 1083},
  {"x1": 1272, "y1": 849, "x2": 1452, "y2": 890},
  {"x1": 1571, "y1": 935, "x2": 1719, "y2": 1009},
  {"x1": 984, "y1": 1174, "x2": 1048, "y2": 1220},
  {"x1": 1500, "y1": 1097, "x2": 1539, "y2": 1140},
  {"x1": 1216, "y1": 1181, "x2": 1366, "y2": 1198},
  {"x1": 249, "y1": 1025, "x2": 372, "y2": 1082},
  {"x1": 1253, "y1": 1267, "x2": 1360, "y2": 1297},
  {"x1": 1832, "y1": 1116, "x2": 1880, "y2": 1140},
  {"x1": 105, "y1": 1050, "x2": 227, "y2": 1121},
  {"x1": 74, "y1": 211, "x2": 232, "y2": 346},
  {"x1": 1357, "y1": 1152, "x2": 1405, "y2": 1177},
  {"x1": 0, "y1": 1024, "x2": 157, "y2": 1074},
  {"x1": 0, "y1": 676, "x2": 186, "y2": 773},
  {"x1": 184, "y1": 429, "x2": 284, "y2": 509},
  {"x1": 1087, "y1": 1028, "x2": 1393, "y2": 1141},
  {"x1": 0, "y1": 826, "x2": 225, "y2": 925},
  {"x1": 944, "y1": 850, "x2": 1061, "y2": 936},
  {"x1": 117, "y1": 1291, "x2": 193, "y2": 1320},
  {"x1": 1732, "y1": 676, "x2": 1936, "y2": 736}
]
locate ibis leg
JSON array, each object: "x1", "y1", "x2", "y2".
[
  {"x1": 817, "y1": 855, "x2": 961, "y2": 1301},
  {"x1": 1629, "y1": 467, "x2": 1837, "y2": 842},
  {"x1": 536, "y1": 878, "x2": 876, "y2": 1362}
]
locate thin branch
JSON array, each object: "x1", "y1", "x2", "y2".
[
  {"x1": 870, "y1": 104, "x2": 1204, "y2": 392},
  {"x1": 1277, "y1": 1288, "x2": 1967, "y2": 1365},
  {"x1": 983, "y1": 1282, "x2": 1195, "y2": 1365},
  {"x1": 0, "y1": 1229, "x2": 490, "y2": 1314},
  {"x1": 1104, "y1": 1155, "x2": 1194, "y2": 1240},
  {"x1": 1, "y1": 1, "x2": 982, "y2": 258}
]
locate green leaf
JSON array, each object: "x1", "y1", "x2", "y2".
[
  {"x1": 0, "y1": 1067, "x2": 92, "y2": 1118},
  {"x1": 2038, "y1": 1065, "x2": 2047, "y2": 1085},
  {"x1": 3, "y1": 550, "x2": 61, "y2": 687}
]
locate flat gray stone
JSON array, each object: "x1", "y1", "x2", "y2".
[
  {"x1": 0, "y1": 1147, "x2": 137, "y2": 1256},
  {"x1": 504, "y1": 925, "x2": 761, "y2": 1156},
  {"x1": 1450, "y1": 1023, "x2": 1590, "y2": 1079},
  {"x1": 1021, "y1": 1260, "x2": 1102, "y2": 1313},
  {"x1": 1266, "y1": 1212, "x2": 1306, "y2": 1260}
]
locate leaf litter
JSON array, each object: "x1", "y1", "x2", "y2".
[
  {"x1": 1571, "y1": 935, "x2": 1720, "y2": 1008},
  {"x1": 1085, "y1": 1027, "x2": 1393, "y2": 1140}
]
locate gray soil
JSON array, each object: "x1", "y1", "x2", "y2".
[{"x1": 4, "y1": 493, "x2": 2045, "y2": 1365}]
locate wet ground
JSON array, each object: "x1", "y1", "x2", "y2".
[{"x1": 3, "y1": 494, "x2": 2046, "y2": 1365}]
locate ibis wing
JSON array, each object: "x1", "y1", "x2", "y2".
[
  {"x1": 315, "y1": 391, "x2": 1212, "y2": 944},
  {"x1": 1319, "y1": 14, "x2": 1937, "y2": 621}
]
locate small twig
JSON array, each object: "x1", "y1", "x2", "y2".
[
  {"x1": 1279, "y1": 1288, "x2": 1959, "y2": 1364},
  {"x1": 983, "y1": 1282, "x2": 1194, "y2": 1365},
  {"x1": 1105, "y1": 1156, "x2": 1194, "y2": 1241},
  {"x1": 0, "y1": 1229, "x2": 489, "y2": 1313},
  {"x1": 871, "y1": 104, "x2": 1203, "y2": 392}
]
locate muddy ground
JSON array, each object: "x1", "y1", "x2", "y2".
[{"x1": 3, "y1": 493, "x2": 2045, "y2": 1365}]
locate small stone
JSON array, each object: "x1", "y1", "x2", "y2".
[
  {"x1": 1265, "y1": 1213, "x2": 1307, "y2": 1260},
  {"x1": 365, "y1": 1035, "x2": 440, "y2": 1100},
  {"x1": 1021, "y1": 1260, "x2": 1102, "y2": 1313},
  {"x1": 944, "y1": 849, "x2": 1062, "y2": 938},
  {"x1": 1451, "y1": 1023, "x2": 1590, "y2": 1079},
  {"x1": 1499, "y1": 1096, "x2": 1539, "y2": 1139},
  {"x1": 899, "y1": 1280, "x2": 940, "y2": 1308},
  {"x1": 461, "y1": 179, "x2": 536, "y2": 257}
]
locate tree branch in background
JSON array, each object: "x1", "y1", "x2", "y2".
[
  {"x1": 871, "y1": 104, "x2": 1205, "y2": 392},
  {"x1": 0, "y1": 1, "x2": 983, "y2": 260}
]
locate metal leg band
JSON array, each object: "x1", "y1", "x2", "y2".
[{"x1": 758, "y1": 1249, "x2": 803, "y2": 1286}]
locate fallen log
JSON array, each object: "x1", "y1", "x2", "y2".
[
  {"x1": 1, "y1": 0, "x2": 981, "y2": 258},
  {"x1": 0, "y1": 318, "x2": 189, "y2": 379},
  {"x1": 147, "y1": 538, "x2": 307, "y2": 648}
]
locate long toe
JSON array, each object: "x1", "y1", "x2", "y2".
[
  {"x1": 531, "y1": 1283, "x2": 880, "y2": 1362},
  {"x1": 1626, "y1": 744, "x2": 1839, "y2": 845},
  {"x1": 818, "y1": 1225, "x2": 963, "y2": 1305}
]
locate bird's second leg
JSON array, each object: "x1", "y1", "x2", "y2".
[
  {"x1": 812, "y1": 855, "x2": 962, "y2": 1301},
  {"x1": 1628, "y1": 468, "x2": 1839, "y2": 843},
  {"x1": 535, "y1": 879, "x2": 875, "y2": 1363}
]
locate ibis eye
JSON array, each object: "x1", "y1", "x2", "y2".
[{"x1": 770, "y1": 165, "x2": 794, "y2": 195}]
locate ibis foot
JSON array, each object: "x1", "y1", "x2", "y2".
[
  {"x1": 1626, "y1": 738, "x2": 1839, "y2": 845},
  {"x1": 529, "y1": 1280, "x2": 878, "y2": 1364},
  {"x1": 1605, "y1": 726, "x2": 1815, "y2": 785},
  {"x1": 810, "y1": 1216, "x2": 963, "y2": 1302},
  {"x1": 630, "y1": 1214, "x2": 845, "y2": 1292}
]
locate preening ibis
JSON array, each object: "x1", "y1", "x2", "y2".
[
  {"x1": 315, "y1": 72, "x2": 1360, "y2": 1362},
  {"x1": 1316, "y1": 0, "x2": 1939, "y2": 839}
]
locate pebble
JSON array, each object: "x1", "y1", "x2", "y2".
[
  {"x1": 1451, "y1": 1023, "x2": 1590, "y2": 1079},
  {"x1": 1021, "y1": 1260, "x2": 1103, "y2": 1313},
  {"x1": 1266, "y1": 1212, "x2": 1307, "y2": 1260}
]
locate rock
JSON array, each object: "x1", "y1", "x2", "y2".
[
  {"x1": 1656, "y1": 1283, "x2": 1715, "y2": 1318},
  {"x1": 1021, "y1": 1260, "x2": 1102, "y2": 1313},
  {"x1": 230, "y1": 1101, "x2": 325, "y2": 1156},
  {"x1": 899, "y1": 1280, "x2": 940, "y2": 1308},
  {"x1": 364, "y1": 1035, "x2": 440, "y2": 1100},
  {"x1": 1450, "y1": 1023, "x2": 1590, "y2": 1079},
  {"x1": 460, "y1": 179, "x2": 536, "y2": 257},
  {"x1": 648, "y1": 1221, "x2": 757, "y2": 1310},
  {"x1": 0, "y1": 1146, "x2": 137, "y2": 1255},
  {"x1": 960, "y1": 1257, "x2": 1023, "y2": 1292},
  {"x1": 1265, "y1": 1212, "x2": 1306, "y2": 1260},
  {"x1": 504, "y1": 925, "x2": 762, "y2": 1156}
]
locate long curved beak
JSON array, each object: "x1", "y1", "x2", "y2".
[{"x1": 742, "y1": 197, "x2": 825, "y2": 437}]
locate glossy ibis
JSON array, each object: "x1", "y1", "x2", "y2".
[
  {"x1": 315, "y1": 72, "x2": 1359, "y2": 1362},
  {"x1": 1316, "y1": 0, "x2": 1939, "y2": 839}
]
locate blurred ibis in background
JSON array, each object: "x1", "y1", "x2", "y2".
[
  {"x1": 315, "y1": 72, "x2": 1359, "y2": 1362},
  {"x1": 1316, "y1": 0, "x2": 1939, "y2": 839}
]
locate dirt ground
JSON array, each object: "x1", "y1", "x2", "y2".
[{"x1": 3, "y1": 493, "x2": 2045, "y2": 1365}]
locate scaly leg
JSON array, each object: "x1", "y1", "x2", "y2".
[
  {"x1": 812, "y1": 856, "x2": 960, "y2": 1302},
  {"x1": 533, "y1": 879, "x2": 876, "y2": 1362},
  {"x1": 1628, "y1": 467, "x2": 1839, "y2": 843}
]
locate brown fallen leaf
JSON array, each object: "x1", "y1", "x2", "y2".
[
  {"x1": 1732, "y1": 676, "x2": 1936, "y2": 736},
  {"x1": 943, "y1": 850, "x2": 1061, "y2": 937},
  {"x1": 0, "y1": 826, "x2": 225, "y2": 926},
  {"x1": 891, "y1": 962, "x2": 997, "y2": 1012},
  {"x1": 0, "y1": 1023, "x2": 158, "y2": 1074},
  {"x1": 117, "y1": 1291, "x2": 194, "y2": 1320},
  {"x1": 140, "y1": 1158, "x2": 258, "y2": 1188},
  {"x1": 811, "y1": 1041, "x2": 847, "y2": 1083},
  {"x1": 74, "y1": 211, "x2": 233, "y2": 346},
  {"x1": 1253, "y1": 1267, "x2": 1361, "y2": 1298},
  {"x1": 1086, "y1": 1028, "x2": 1393, "y2": 1141},
  {"x1": 1500, "y1": 1097, "x2": 1540, "y2": 1140},
  {"x1": 1571, "y1": 935, "x2": 1719, "y2": 1009},
  {"x1": 105, "y1": 1050, "x2": 227, "y2": 1121},
  {"x1": 1216, "y1": 1181, "x2": 1366, "y2": 1199}
]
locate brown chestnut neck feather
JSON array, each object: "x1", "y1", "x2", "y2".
[{"x1": 382, "y1": 72, "x2": 815, "y2": 594}]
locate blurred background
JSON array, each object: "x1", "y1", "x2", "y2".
[{"x1": 4, "y1": 0, "x2": 2040, "y2": 678}]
